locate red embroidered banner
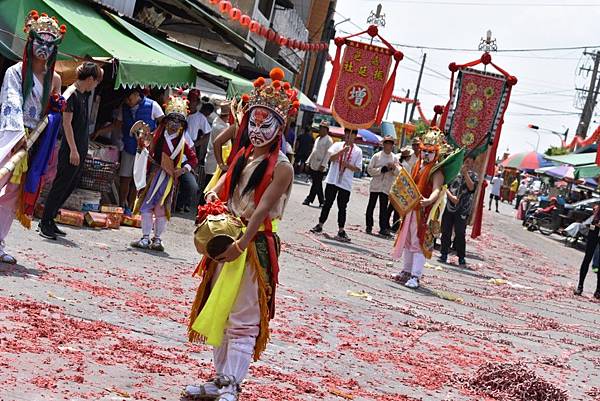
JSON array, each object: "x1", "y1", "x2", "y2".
[
  {"x1": 444, "y1": 69, "x2": 508, "y2": 155},
  {"x1": 331, "y1": 41, "x2": 392, "y2": 130}
]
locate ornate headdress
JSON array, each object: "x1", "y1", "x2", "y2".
[
  {"x1": 24, "y1": 10, "x2": 66, "y2": 42},
  {"x1": 164, "y1": 92, "x2": 190, "y2": 119},
  {"x1": 21, "y1": 10, "x2": 66, "y2": 110},
  {"x1": 242, "y1": 68, "x2": 300, "y2": 123},
  {"x1": 421, "y1": 127, "x2": 445, "y2": 151}
]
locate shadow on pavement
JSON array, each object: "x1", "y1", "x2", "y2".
[{"x1": 0, "y1": 263, "x2": 45, "y2": 278}]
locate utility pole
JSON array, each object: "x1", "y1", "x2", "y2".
[
  {"x1": 401, "y1": 89, "x2": 410, "y2": 146},
  {"x1": 409, "y1": 53, "x2": 426, "y2": 122},
  {"x1": 576, "y1": 51, "x2": 600, "y2": 138}
]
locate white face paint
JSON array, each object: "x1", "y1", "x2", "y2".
[
  {"x1": 248, "y1": 107, "x2": 282, "y2": 148},
  {"x1": 422, "y1": 149, "x2": 436, "y2": 164},
  {"x1": 32, "y1": 33, "x2": 57, "y2": 60}
]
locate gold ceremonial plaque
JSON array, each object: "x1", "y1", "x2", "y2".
[
  {"x1": 389, "y1": 167, "x2": 421, "y2": 217},
  {"x1": 130, "y1": 120, "x2": 152, "y2": 149}
]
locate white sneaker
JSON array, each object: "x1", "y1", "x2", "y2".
[{"x1": 405, "y1": 276, "x2": 420, "y2": 289}]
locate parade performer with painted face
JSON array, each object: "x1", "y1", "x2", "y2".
[
  {"x1": 391, "y1": 128, "x2": 447, "y2": 289},
  {"x1": 0, "y1": 10, "x2": 65, "y2": 264},
  {"x1": 182, "y1": 68, "x2": 296, "y2": 401},
  {"x1": 130, "y1": 93, "x2": 198, "y2": 252}
]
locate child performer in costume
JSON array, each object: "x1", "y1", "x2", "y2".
[
  {"x1": 391, "y1": 129, "x2": 446, "y2": 289},
  {"x1": 130, "y1": 94, "x2": 198, "y2": 251},
  {"x1": 0, "y1": 10, "x2": 65, "y2": 264},
  {"x1": 182, "y1": 68, "x2": 296, "y2": 401}
]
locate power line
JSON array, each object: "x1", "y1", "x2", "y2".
[
  {"x1": 334, "y1": 12, "x2": 600, "y2": 53},
  {"x1": 368, "y1": 0, "x2": 600, "y2": 7}
]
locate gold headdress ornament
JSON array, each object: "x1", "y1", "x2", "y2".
[
  {"x1": 164, "y1": 90, "x2": 190, "y2": 118},
  {"x1": 421, "y1": 127, "x2": 446, "y2": 151},
  {"x1": 241, "y1": 68, "x2": 300, "y2": 122},
  {"x1": 24, "y1": 10, "x2": 66, "y2": 40}
]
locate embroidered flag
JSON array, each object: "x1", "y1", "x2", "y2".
[{"x1": 331, "y1": 41, "x2": 393, "y2": 130}]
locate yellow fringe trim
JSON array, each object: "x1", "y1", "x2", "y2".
[{"x1": 187, "y1": 244, "x2": 272, "y2": 362}]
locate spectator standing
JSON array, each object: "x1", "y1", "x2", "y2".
[
  {"x1": 489, "y1": 173, "x2": 503, "y2": 212},
  {"x1": 294, "y1": 127, "x2": 314, "y2": 173},
  {"x1": 303, "y1": 121, "x2": 333, "y2": 207},
  {"x1": 94, "y1": 87, "x2": 164, "y2": 213},
  {"x1": 515, "y1": 179, "x2": 528, "y2": 210},
  {"x1": 310, "y1": 129, "x2": 362, "y2": 242},
  {"x1": 438, "y1": 155, "x2": 478, "y2": 267},
  {"x1": 575, "y1": 204, "x2": 600, "y2": 298},
  {"x1": 509, "y1": 177, "x2": 518, "y2": 204},
  {"x1": 365, "y1": 136, "x2": 399, "y2": 237},
  {"x1": 39, "y1": 62, "x2": 103, "y2": 239}
]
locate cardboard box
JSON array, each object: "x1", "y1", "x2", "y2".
[
  {"x1": 34, "y1": 203, "x2": 45, "y2": 219},
  {"x1": 105, "y1": 213, "x2": 121, "y2": 229},
  {"x1": 122, "y1": 215, "x2": 142, "y2": 228},
  {"x1": 100, "y1": 205, "x2": 124, "y2": 214},
  {"x1": 56, "y1": 209, "x2": 84, "y2": 227},
  {"x1": 85, "y1": 211, "x2": 107, "y2": 228}
]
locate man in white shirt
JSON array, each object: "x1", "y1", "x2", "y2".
[
  {"x1": 303, "y1": 121, "x2": 333, "y2": 207},
  {"x1": 310, "y1": 128, "x2": 363, "y2": 242},
  {"x1": 489, "y1": 173, "x2": 503, "y2": 213},
  {"x1": 187, "y1": 97, "x2": 213, "y2": 162},
  {"x1": 515, "y1": 179, "x2": 528, "y2": 210},
  {"x1": 366, "y1": 136, "x2": 399, "y2": 237}
]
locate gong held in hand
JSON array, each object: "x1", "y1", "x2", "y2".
[{"x1": 131, "y1": 120, "x2": 152, "y2": 150}]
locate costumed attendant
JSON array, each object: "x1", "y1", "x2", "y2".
[
  {"x1": 391, "y1": 129, "x2": 446, "y2": 289},
  {"x1": 182, "y1": 68, "x2": 296, "y2": 401},
  {"x1": 130, "y1": 93, "x2": 198, "y2": 252},
  {"x1": 0, "y1": 10, "x2": 65, "y2": 264}
]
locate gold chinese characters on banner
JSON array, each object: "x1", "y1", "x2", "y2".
[{"x1": 331, "y1": 40, "x2": 393, "y2": 130}]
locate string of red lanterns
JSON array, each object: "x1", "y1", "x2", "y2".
[{"x1": 208, "y1": 0, "x2": 329, "y2": 52}]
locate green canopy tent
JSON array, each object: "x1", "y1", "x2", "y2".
[{"x1": 0, "y1": 0, "x2": 195, "y2": 88}]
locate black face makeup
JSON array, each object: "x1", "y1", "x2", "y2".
[{"x1": 166, "y1": 118, "x2": 183, "y2": 134}]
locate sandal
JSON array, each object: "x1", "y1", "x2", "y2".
[{"x1": 180, "y1": 383, "x2": 219, "y2": 400}]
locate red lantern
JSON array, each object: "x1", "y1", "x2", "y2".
[
  {"x1": 218, "y1": 0, "x2": 231, "y2": 13},
  {"x1": 259, "y1": 25, "x2": 268, "y2": 37},
  {"x1": 274, "y1": 33, "x2": 281, "y2": 44},
  {"x1": 291, "y1": 39, "x2": 298, "y2": 49},
  {"x1": 229, "y1": 7, "x2": 241, "y2": 21},
  {"x1": 240, "y1": 14, "x2": 251, "y2": 26},
  {"x1": 267, "y1": 29, "x2": 276, "y2": 42},
  {"x1": 249, "y1": 21, "x2": 260, "y2": 33},
  {"x1": 209, "y1": 0, "x2": 219, "y2": 4}
]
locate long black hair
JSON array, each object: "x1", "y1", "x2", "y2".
[{"x1": 228, "y1": 139, "x2": 280, "y2": 199}]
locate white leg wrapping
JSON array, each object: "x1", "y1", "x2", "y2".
[
  {"x1": 0, "y1": 182, "x2": 19, "y2": 252},
  {"x1": 213, "y1": 336, "x2": 229, "y2": 375},
  {"x1": 402, "y1": 250, "x2": 414, "y2": 273},
  {"x1": 412, "y1": 252, "x2": 426, "y2": 278},
  {"x1": 141, "y1": 213, "x2": 153, "y2": 237},
  {"x1": 222, "y1": 337, "x2": 254, "y2": 385},
  {"x1": 154, "y1": 215, "x2": 167, "y2": 238}
]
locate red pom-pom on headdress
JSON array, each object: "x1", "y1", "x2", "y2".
[{"x1": 269, "y1": 67, "x2": 285, "y2": 82}]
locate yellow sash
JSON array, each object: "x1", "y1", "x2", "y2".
[{"x1": 191, "y1": 219, "x2": 279, "y2": 346}]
